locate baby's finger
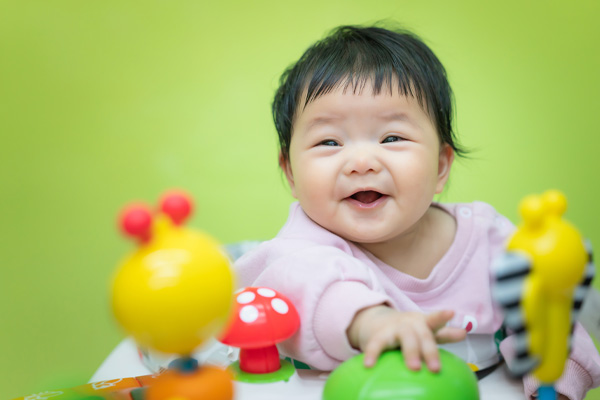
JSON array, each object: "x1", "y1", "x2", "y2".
[
  {"x1": 425, "y1": 310, "x2": 455, "y2": 331},
  {"x1": 434, "y1": 326, "x2": 467, "y2": 344},
  {"x1": 363, "y1": 332, "x2": 395, "y2": 367},
  {"x1": 414, "y1": 325, "x2": 441, "y2": 372},
  {"x1": 397, "y1": 328, "x2": 421, "y2": 371}
]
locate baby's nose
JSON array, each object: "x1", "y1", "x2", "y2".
[{"x1": 343, "y1": 146, "x2": 382, "y2": 175}]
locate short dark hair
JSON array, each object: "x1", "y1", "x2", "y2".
[{"x1": 272, "y1": 24, "x2": 465, "y2": 162}]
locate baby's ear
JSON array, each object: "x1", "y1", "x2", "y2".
[
  {"x1": 278, "y1": 152, "x2": 297, "y2": 198},
  {"x1": 435, "y1": 144, "x2": 455, "y2": 194}
]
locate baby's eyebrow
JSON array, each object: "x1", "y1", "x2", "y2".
[
  {"x1": 377, "y1": 112, "x2": 423, "y2": 132},
  {"x1": 377, "y1": 112, "x2": 417, "y2": 126},
  {"x1": 305, "y1": 115, "x2": 343, "y2": 131}
]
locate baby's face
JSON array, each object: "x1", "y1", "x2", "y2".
[{"x1": 281, "y1": 83, "x2": 454, "y2": 244}]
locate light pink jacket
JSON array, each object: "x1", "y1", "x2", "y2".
[{"x1": 236, "y1": 202, "x2": 600, "y2": 399}]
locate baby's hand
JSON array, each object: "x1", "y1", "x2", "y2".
[{"x1": 347, "y1": 305, "x2": 467, "y2": 372}]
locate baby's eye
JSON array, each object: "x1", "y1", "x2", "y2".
[
  {"x1": 319, "y1": 139, "x2": 340, "y2": 146},
  {"x1": 381, "y1": 135, "x2": 404, "y2": 144}
]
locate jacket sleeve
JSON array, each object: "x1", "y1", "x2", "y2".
[
  {"x1": 499, "y1": 322, "x2": 600, "y2": 399},
  {"x1": 241, "y1": 245, "x2": 393, "y2": 371}
]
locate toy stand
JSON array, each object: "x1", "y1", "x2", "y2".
[{"x1": 91, "y1": 338, "x2": 526, "y2": 400}]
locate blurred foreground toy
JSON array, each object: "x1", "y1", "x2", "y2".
[
  {"x1": 219, "y1": 286, "x2": 300, "y2": 383},
  {"x1": 112, "y1": 190, "x2": 236, "y2": 400},
  {"x1": 323, "y1": 349, "x2": 479, "y2": 400},
  {"x1": 11, "y1": 376, "x2": 161, "y2": 400},
  {"x1": 493, "y1": 190, "x2": 595, "y2": 400}
]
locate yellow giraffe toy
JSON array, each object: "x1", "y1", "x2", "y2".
[{"x1": 493, "y1": 190, "x2": 595, "y2": 400}]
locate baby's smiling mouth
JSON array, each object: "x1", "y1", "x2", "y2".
[{"x1": 349, "y1": 190, "x2": 384, "y2": 204}]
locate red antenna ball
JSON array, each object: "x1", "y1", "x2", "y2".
[
  {"x1": 160, "y1": 191, "x2": 193, "y2": 225},
  {"x1": 119, "y1": 204, "x2": 153, "y2": 243}
]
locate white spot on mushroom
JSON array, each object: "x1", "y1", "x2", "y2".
[
  {"x1": 257, "y1": 288, "x2": 276, "y2": 298},
  {"x1": 271, "y1": 298, "x2": 289, "y2": 314},
  {"x1": 239, "y1": 305, "x2": 259, "y2": 323},
  {"x1": 237, "y1": 291, "x2": 255, "y2": 304}
]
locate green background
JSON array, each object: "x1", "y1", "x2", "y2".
[{"x1": 1, "y1": 0, "x2": 599, "y2": 398}]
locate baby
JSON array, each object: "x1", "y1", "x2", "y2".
[{"x1": 236, "y1": 24, "x2": 600, "y2": 399}]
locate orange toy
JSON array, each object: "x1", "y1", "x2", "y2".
[{"x1": 146, "y1": 365, "x2": 234, "y2": 400}]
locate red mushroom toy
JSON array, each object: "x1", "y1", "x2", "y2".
[{"x1": 219, "y1": 287, "x2": 300, "y2": 383}]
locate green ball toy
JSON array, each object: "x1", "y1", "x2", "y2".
[{"x1": 323, "y1": 349, "x2": 479, "y2": 400}]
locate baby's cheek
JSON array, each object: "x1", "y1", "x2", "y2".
[{"x1": 301, "y1": 183, "x2": 330, "y2": 207}]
